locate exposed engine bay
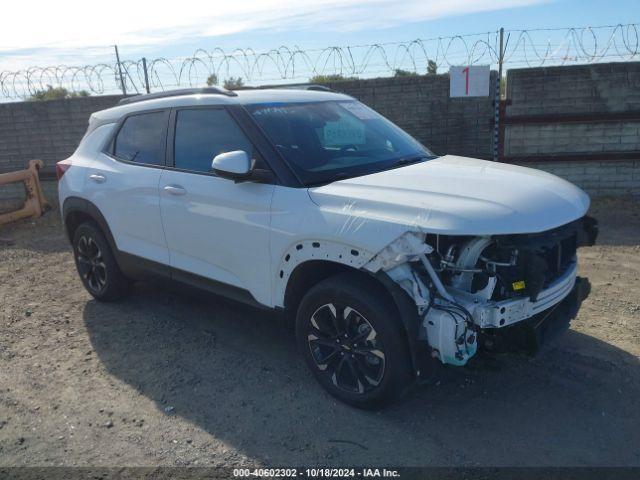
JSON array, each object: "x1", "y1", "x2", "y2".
[{"x1": 364, "y1": 216, "x2": 598, "y2": 367}]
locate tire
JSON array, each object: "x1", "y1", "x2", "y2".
[
  {"x1": 72, "y1": 222, "x2": 131, "y2": 302},
  {"x1": 295, "y1": 272, "x2": 413, "y2": 409}
]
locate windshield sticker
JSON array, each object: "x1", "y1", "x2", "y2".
[
  {"x1": 323, "y1": 121, "x2": 365, "y2": 145},
  {"x1": 341, "y1": 102, "x2": 378, "y2": 120}
]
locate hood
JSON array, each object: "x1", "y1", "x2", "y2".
[{"x1": 308, "y1": 155, "x2": 590, "y2": 236}]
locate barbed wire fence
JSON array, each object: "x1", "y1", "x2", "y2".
[{"x1": 1, "y1": 23, "x2": 639, "y2": 100}]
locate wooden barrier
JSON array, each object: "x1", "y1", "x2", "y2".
[{"x1": 0, "y1": 160, "x2": 51, "y2": 225}]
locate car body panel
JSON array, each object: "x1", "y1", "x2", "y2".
[
  {"x1": 269, "y1": 186, "x2": 409, "y2": 307},
  {"x1": 159, "y1": 169, "x2": 275, "y2": 306},
  {"x1": 308, "y1": 155, "x2": 590, "y2": 236},
  {"x1": 60, "y1": 123, "x2": 170, "y2": 265},
  {"x1": 88, "y1": 155, "x2": 170, "y2": 265}
]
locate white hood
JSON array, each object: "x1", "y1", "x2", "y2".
[{"x1": 308, "y1": 155, "x2": 590, "y2": 236}]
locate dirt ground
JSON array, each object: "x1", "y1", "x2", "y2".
[{"x1": 0, "y1": 196, "x2": 639, "y2": 467}]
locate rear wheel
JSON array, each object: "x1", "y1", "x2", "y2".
[
  {"x1": 295, "y1": 273, "x2": 412, "y2": 408},
  {"x1": 72, "y1": 222, "x2": 130, "y2": 301}
]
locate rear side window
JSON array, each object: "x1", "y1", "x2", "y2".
[
  {"x1": 113, "y1": 111, "x2": 167, "y2": 166},
  {"x1": 174, "y1": 109, "x2": 253, "y2": 173}
]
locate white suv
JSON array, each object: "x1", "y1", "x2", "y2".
[{"x1": 57, "y1": 87, "x2": 597, "y2": 408}]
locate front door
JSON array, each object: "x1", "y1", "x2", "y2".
[{"x1": 159, "y1": 107, "x2": 275, "y2": 306}]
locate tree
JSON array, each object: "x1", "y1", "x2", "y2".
[
  {"x1": 309, "y1": 74, "x2": 359, "y2": 84},
  {"x1": 206, "y1": 73, "x2": 218, "y2": 86},
  {"x1": 223, "y1": 77, "x2": 245, "y2": 90},
  {"x1": 28, "y1": 85, "x2": 90, "y2": 101},
  {"x1": 394, "y1": 69, "x2": 418, "y2": 77},
  {"x1": 427, "y1": 60, "x2": 437, "y2": 75}
]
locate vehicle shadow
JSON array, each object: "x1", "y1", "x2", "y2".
[{"x1": 83, "y1": 284, "x2": 640, "y2": 467}]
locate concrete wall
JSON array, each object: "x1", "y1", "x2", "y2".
[
  {"x1": 504, "y1": 63, "x2": 640, "y2": 195},
  {"x1": 506, "y1": 122, "x2": 640, "y2": 157},
  {"x1": 506, "y1": 62, "x2": 640, "y2": 117},
  {"x1": 0, "y1": 95, "x2": 123, "y2": 175},
  {"x1": 517, "y1": 159, "x2": 640, "y2": 196}
]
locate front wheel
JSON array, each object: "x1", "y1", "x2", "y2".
[{"x1": 295, "y1": 273, "x2": 413, "y2": 409}]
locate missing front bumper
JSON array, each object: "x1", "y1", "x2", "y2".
[
  {"x1": 471, "y1": 260, "x2": 579, "y2": 329},
  {"x1": 479, "y1": 276, "x2": 591, "y2": 355}
]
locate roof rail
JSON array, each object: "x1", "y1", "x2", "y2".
[
  {"x1": 265, "y1": 84, "x2": 334, "y2": 92},
  {"x1": 118, "y1": 87, "x2": 237, "y2": 105},
  {"x1": 305, "y1": 85, "x2": 333, "y2": 92}
]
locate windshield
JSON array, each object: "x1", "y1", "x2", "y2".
[{"x1": 247, "y1": 100, "x2": 435, "y2": 185}]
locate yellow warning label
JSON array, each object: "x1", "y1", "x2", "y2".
[{"x1": 512, "y1": 280, "x2": 526, "y2": 291}]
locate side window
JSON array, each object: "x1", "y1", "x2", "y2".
[
  {"x1": 174, "y1": 109, "x2": 253, "y2": 173},
  {"x1": 113, "y1": 111, "x2": 167, "y2": 166}
]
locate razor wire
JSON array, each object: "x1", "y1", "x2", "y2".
[{"x1": 1, "y1": 23, "x2": 639, "y2": 100}]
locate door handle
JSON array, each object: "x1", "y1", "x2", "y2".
[
  {"x1": 89, "y1": 174, "x2": 106, "y2": 183},
  {"x1": 163, "y1": 185, "x2": 187, "y2": 196}
]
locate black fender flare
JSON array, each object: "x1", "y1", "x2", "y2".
[{"x1": 62, "y1": 196, "x2": 118, "y2": 255}]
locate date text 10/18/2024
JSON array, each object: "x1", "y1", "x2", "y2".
[{"x1": 233, "y1": 468, "x2": 401, "y2": 478}]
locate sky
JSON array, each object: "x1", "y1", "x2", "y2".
[{"x1": 0, "y1": 0, "x2": 638, "y2": 93}]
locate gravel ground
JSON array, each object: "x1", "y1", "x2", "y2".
[{"x1": 0, "y1": 197, "x2": 639, "y2": 467}]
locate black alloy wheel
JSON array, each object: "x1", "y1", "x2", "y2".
[
  {"x1": 307, "y1": 303, "x2": 386, "y2": 394},
  {"x1": 76, "y1": 235, "x2": 108, "y2": 293},
  {"x1": 296, "y1": 273, "x2": 413, "y2": 408},
  {"x1": 72, "y1": 222, "x2": 130, "y2": 302}
]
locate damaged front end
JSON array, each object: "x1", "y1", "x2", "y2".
[{"x1": 364, "y1": 216, "x2": 598, "y2": 369}]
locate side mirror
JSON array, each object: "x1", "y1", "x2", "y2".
[{"x1": 211, "y1": 150, "x2": 251, "y2": 180}]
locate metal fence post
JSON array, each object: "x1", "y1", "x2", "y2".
[
  {"x1": 492, "y1": 28, "x2": 505, "y2": 161},
  {"x1": 142, "y1": 57, "x2": 150, "y2": 94},
  {"x1": 114, "y1": 45, "x2": 127, "y2": 96}
]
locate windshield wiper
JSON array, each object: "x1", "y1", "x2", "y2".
[
  {"x1": 304, "y1": 156, "x2": 436, "y2": 187},
  {"x1": 390, "y1": 155, "x2": 433, "y2": 168},
  {"x1": 305, "y1": 172, "x2": 351, "y2": 187}
]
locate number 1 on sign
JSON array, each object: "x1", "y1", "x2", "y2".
[
  {"x1": 463, "y1": 67, "x2": 470, "y2": 95},
  {"x1": 449, "y1": 65, "x2": 489, "y2": 98}
]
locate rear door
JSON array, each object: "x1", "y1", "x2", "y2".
[
  {"x1": 87, "y1": 109, "x2": 170, "y2": 269},
  {"x1": 159, "y1": 106, "x2": 275, "y2": 306}
]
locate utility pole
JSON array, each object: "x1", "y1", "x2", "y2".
[
  {"x1": 492, "y1": 28, "x2": 505, "y2": 162},
  {"x1": 142, "y1": 57, "x2": 150, "y2": 94},
  {"x1": 498, "y1": 27, "x2": 505, "y2": 95},
  {"x1": 114, "y1": 45, "x2": 127, "y2": 96}
]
